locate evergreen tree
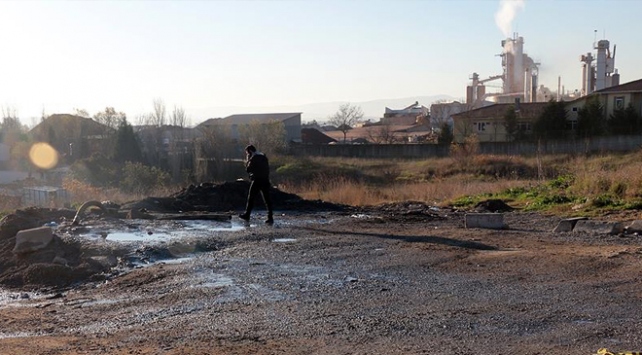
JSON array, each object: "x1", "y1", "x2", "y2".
[
  {"x1": 608, "y1": 103, "x2": 641, "y2": 135},
  {"x1": 533, "y1": 100, "x2": 568, "y2": 140},
  {"x1": 577, "y1": 95, "x2": 606, "y2": 138},
  {"x1": 113, "y1": 118, "x2": 143, "y2": 164},
  {"x1": 503, "y1": 105, "x2": 518, "y2": 141},
  {"x1": 437, "y1": 122, "x2": 453, "y2": 145}
]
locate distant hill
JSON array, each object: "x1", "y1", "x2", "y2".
[{"x1": 188, "y1": 95, "x2": 458, "y2": 124}]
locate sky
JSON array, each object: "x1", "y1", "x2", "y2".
[{"x1": 1, "y1": 0, "x2": 641, "y2": 126}]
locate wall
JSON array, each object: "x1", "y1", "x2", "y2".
[{"x1": 290, "y1": 135, "x2": 642, "y2": 158}]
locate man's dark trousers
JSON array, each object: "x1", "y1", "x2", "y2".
[{"x1": 245, "y1": 178, "x2": 273, "y2": 217}]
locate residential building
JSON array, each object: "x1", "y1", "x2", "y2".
[
  {"x1": 198, "y1": 112, "x2": 302, "y2": 143},
  {"x1": 451, "y1": 102, "x2": 548, "y2": 143},
  {"x1": 567, "y1": 78, "x2": 642, "y2": 124}
]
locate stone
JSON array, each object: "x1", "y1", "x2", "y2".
[
  {"x1": 13, "y1": 226, "x2": 54, "y2": 254},
  {"x1": 553, "y1": 217, "x2": 588, "y2": 233},
  {"x1": 572, "y1": 220, "x2": 624, "y2": 235},
  {"x1": 465, "y1": 213, "x2": 506, "y2": 229},
  {"x1": 625, "y1": 220, "x2": 642, "y2": 234}
]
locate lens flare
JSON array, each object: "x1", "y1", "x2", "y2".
[{"x1": 29, "y1": 142, "x2": 59, "y2": 170}]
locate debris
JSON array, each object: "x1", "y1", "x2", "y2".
[
  {"x1": 465, "y1": 213, "x2": 506, "y2": 229},
  {"x1": 12, "y1": 226, "x2": 54, "y2": 254}
]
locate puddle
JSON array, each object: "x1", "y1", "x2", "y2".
[
  {"x1": 79, "y1": 220, "x2": 247, "y2": 244},
  {"x1": 273, "y1": 238, "x2": 296, "y2": 243}
]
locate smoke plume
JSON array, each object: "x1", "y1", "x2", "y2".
[{"x1": 495, "y1": 0, "x2": 525, "y2": 37}]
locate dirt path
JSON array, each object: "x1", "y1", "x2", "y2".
[{"x1": 1, "y1": 211, "x2": 642, "y2": 354}]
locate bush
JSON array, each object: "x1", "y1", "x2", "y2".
[{"x1": 120, "y1": 162, "x2": 171, "y2": 195}]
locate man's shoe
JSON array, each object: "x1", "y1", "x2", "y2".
[
  {"x1": 239, "y1": 213, "x2": 250, "y2": 221},
  {"x1": 265, "y1": 217, "x2": 274, "y2": 224}
]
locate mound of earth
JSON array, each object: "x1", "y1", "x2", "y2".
[
  {"x1": 474, "y1": 199, "x2": 514, "y2": 213},
  {"x1": 121, "y1": 180, "x2": 348, "y2": 213}
]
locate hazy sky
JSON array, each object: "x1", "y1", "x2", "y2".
[{"x1": 1, "y1": 0, "x2": 641, "y2": 125}]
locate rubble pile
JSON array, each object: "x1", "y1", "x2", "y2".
[{"x1": 0, "y1": 208, "x2": 113, "y2": 290}]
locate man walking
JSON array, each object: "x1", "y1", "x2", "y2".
[{"x1": 239, "y1": 145, "x2": 274, "y2": 224}]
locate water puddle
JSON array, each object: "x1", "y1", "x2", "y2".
[
  {"x1": 78, "y1": 220, "x2": 247, "y2": 244},
  {"x1": 273, "y1": 238, "x2": 296, "y2": 243}
]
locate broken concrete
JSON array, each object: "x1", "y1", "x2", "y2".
[
  {"x1": 553, "y1": 217, "x2": 588, "y2": 233},
  {"x1": 573, "y1": 220, "x2": 624, "y2": 235},
  {"x1": 465, "y1": 213, "x2": 506, "y2": 229},
  {"x1": 12, "y1": 226, "x2": 54, "y2": 254}
]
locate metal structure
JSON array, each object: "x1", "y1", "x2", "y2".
[
  {"x1": 580, "y1": 38, "x2": 619, "y2": 95},
  {"x1": 466, "y1": 33, "x2": 539, "y2": 106}
]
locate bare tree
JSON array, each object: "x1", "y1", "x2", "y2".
[
  {"x1": 329, "y1": 103, "x2": 363, "y2": 143},
  {"x1": 196, "y1": 124, "x2": 237, "y2": 181},
  {"x1": 238, "y1": 120, "x2": 288, "y2": 157},
  {"x1": 366, "y1": 121, "x2": 397, "y2": 144},
  {"x1": 73, "y1": 108, "x2": 90, "y2": 118},
  {"x1": 171, "y1": 106, "x2": 189, "y2": 127},
  {"x1": 93, "y1": 107, "x2": 125, "y2": 133},
  {"x1": 151, "y1": 98, "x2": 167, "y2": 127}
]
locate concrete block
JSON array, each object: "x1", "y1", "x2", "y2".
[
  {"x1": 465, "y1": 213, "x2": 506, "y2": 229},
  {"x1": 626, "y1": 220, "x2": 642, "y2": 234},
  {"x1": 573, "y1": 220, "x2": 624, "y2": 235},
  {"x1": 553, "y1": 217, "x2": 588, "y2": 233},
  {"x1": 13, "y1": 226, "x2": 54, "y2": 254}
]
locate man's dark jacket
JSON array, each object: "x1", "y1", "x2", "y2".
[{"x1": 246, "y1": 153, "x2": 270, "y2": 181}]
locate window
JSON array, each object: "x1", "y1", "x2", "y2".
[
  {"x1": 517, "y1": 122, "x2": 532, "y2": 132},
  {"x1": 615, "y1": 96, "x2": 625, "y2": 109},
  {"x1": 475, "y1": 122, "x2": 487, "y2": 132},
  {"x1": 572, "y1": 107, "x2": 578, "y2": 112}
]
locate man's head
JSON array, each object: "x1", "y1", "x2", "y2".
[{"x1": 245, "y1": 145, "x2": 256, "y2": 154}]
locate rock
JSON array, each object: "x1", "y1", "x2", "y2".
[
  {"x1": 553, "y1": 217, "x2": 588, "y2": 233},
  {"x1": 13, "y1": 227, "x2": 54, "y2": 254},
  {"x1": 625, "y1": 220, "x2": 642, "y2": 234},
  {"x1": 573, "y1": 220, "x2": 624, "y2": 235}
]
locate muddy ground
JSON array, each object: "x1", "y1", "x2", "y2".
[{"x1": 1, "y1": 183, "x2": 642, "y2": 354}]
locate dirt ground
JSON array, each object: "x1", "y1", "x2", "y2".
[{"x1": 1, "y1": 185, "x2": 642, "y2": 354}]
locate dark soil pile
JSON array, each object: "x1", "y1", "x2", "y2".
[
  {"x1": 121, "y1": 180, "x2": 349, "y2": 213},
  {"x1": 474, "y1": 199, "x2": 515, "y2": 213}
]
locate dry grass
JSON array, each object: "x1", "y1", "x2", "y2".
[
  {"x1": 285, "y1": 175, "x2": 533, "y2": 206},
  {"x1": 62, "y1": 178, "x2": 179, "y2": 207}
]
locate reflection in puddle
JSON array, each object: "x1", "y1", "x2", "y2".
[{"x1": 81, "y1": 220, "x2": 247, "y2": 244}]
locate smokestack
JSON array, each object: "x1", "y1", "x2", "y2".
[{"x1": 557, "y1": 76, "x2": 561, "y2": 101}]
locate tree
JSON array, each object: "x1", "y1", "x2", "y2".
[
  {"x1": 93, "y1": 107, "x2": 126, "y2": 133},
  {"x1": 112, "y1": 118, "x2": 143, "y2": 164},
  {"x1": 238, "y1": 120, "x2": 288, "y2": 157},
  {"x1": 366, "y1": 122, "x2": 396, "y2": 144},
  {"x1": 171, "y1": 106, "x2": 189, "y2": 127},
  {"x1": 608, "y1": 103, "x2": 641, "y2": 135},
  {"x1": 151, "y1": 98, "x2": 167, "y2": 126},
  {"x1": 437, "y1": 122, "x2": 454, "y2": 145},
  {"x1": 577, "y1": 95, "x2": 606, "y2": 138},
  {"x1": 503, "y1": 105, "x2": 519, "y2": 141},
  {"x1": 533, "y1": 100, "x2": 568, "y2": 140},
  {"x1": 196, "y1": 124, "x2": 237, "y2": 181},
  {"x1": 329, "y1": 103, "x2": 363, "y2": 143}
]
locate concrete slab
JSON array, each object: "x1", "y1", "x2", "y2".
[
  {"x1": 626, "y1": 220, "x2": 642, "y2": 234},
  {"x1": 553, "y1": 217, "x2": 588, "y2": 233},
  {"x1": 13, "y1": 226, "x2": 54, "y2": 254},
  {"x1": 572, "y1": 220, "x2": 624, "y2": 235},
  {"x1": 465, "y1": 213, "x2": 506, "y2": 229}
]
